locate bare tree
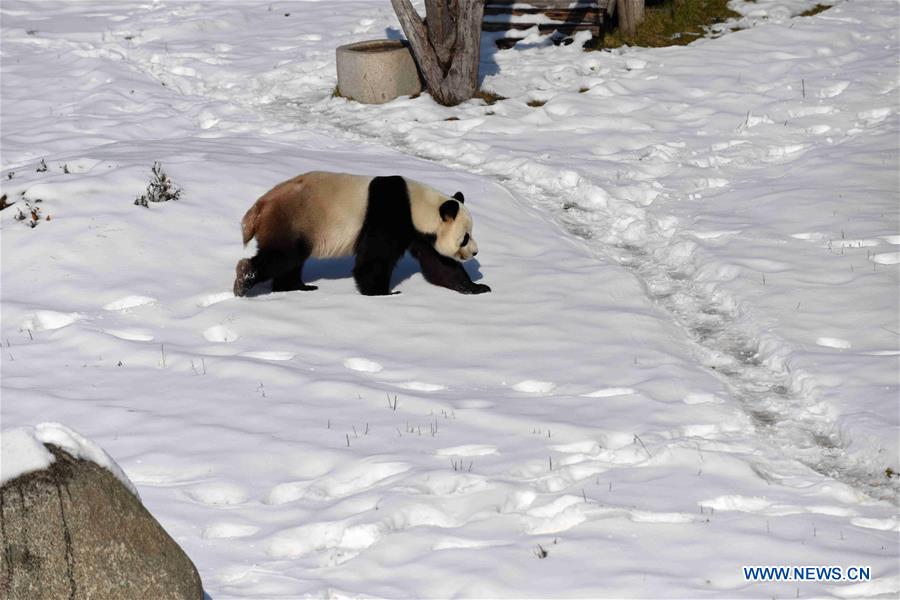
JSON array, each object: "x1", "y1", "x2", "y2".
[
  {"x1": 617, "y1": 0, "x2": 645, "y2": 37},
  {"x1": 391, "y1": 0, "x2": 485, "y2": 106}
]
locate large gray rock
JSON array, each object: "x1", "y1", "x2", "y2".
[
  {"x1": 336, "y1": 39, "x2": 423, "y2": 104},
  {"x1": 0, "y1": 444, "x2": 202, "y2": 599}
]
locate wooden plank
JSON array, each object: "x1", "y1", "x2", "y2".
[
  {"x1": 484, "y1": 6, "x2": 601, "y2": 18},
  {"x1": 484, "y1": 0, "x2": 608, "y2": 49},
  {"x1": 483, "y1": 21, "x2": 600, "y2": 33},
  {"x1": 486, "y1": 0, "x2": 601, "y2": 6}
]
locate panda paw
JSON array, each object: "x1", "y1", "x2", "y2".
[{"x1": 468, "y1": 283, "x2": 491, "y2": 295}]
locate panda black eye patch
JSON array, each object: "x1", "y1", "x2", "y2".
[{"x1": 461, "y1": 233, "x2": 470, "y2": 247}]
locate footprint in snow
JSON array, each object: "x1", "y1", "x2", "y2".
[
  {"x1": 851, "y1": 516, "x2": 899, "y2": 532},
  {"x1": 266, "y1": 521, "x2": 383, "y2": 563},
  {"x1": 202, "y1": 523, "x2": 260, "y2": 540},
  {"x1": 549, "y1": 440, "x2": 598, "y2": 454},
  {"x1": 103, "y1": 295, "x2": 156, "y2": 311},
  {"x1": 512, "y1": 380, "x2": 556, "y2": 393},
  {"x1": 433, "y1": 538, "x2": 500, "y2": 551},
  {"x1": 394, "y1": 381, "x2": 446, "y2": 392},
  {"x1": 525, "y1": 495, "x2": 588, "y2": 534},
  {"x1": 196, "y1": 292, "x2": 233, "y2": 308},
  {"x1": 240, "y1": 351, "x2": 295, "y2": 361},
  {"x1": 682, "y1": 393, "x2": 722, "y2": 405},
  {"x1": 435, "y1": 444, "x2": 497, "y2": 457},
  {"x1": 818, "y1": 80, "x2": 850, "y2": 98},
  {"x1": 343, "y1": 357, "x2": 383, "y2": 373},
  {"x1": 183, "y1": 482, "x2": 249, "y2": 507},
  {"x1": 203, "y1": 325, "x2": 238, "y2": 343},
  {"x1": 125, "y1": 463, "x2": 212, "y2": 486},
  {"x1": 871, "y1": 252, "x2": 900, "y2": 265},
  {"x1": 105, "y1": 328, "x2": 154, "y2": 342},
  {"x1": 22, "y1": 310, "x2": 82, "y2": 332},
  {"x1": 582, "y1": 387, "x2": 635, "y2": 398},
  {"x1": 266, "y1": 461, "x2": 410, "y2": 505},
  {"x1": 628, "y1": 510, "x2": 697, "y2": 524},
  {"x1": 816, "y1": 337, "x2": 851, "y2": 349}
]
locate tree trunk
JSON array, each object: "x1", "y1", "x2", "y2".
[
  {"x1": 391, "y1": 0, "x2": 485, "y2": 106},
  {"x1": 617, "y1": 0, "x2": 645, "y2": 37}
]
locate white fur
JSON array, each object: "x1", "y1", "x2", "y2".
[{"x1": 242, "y1": 171, "x2": 478, "y2": 262}]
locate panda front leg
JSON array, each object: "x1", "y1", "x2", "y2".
[
  {"x1": 409, "y1": 239, "x2": 491, "y2": 295},
  {"x1": 353, "y1": 239, "x2": 405, "y2": 296},
  {"x1": 352, "y1": 257, "x2": 400, "y2": 295}
]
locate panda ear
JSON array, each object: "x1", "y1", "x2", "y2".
[
  {"x1": 439, "y1": 199, "x2": 460, "y2": 222},
  {"x1": 452, "y1": 191, "x2": 465, "y2": 203}
]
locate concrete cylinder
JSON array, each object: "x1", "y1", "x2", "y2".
[{"x1": 336, "y1": 40, "x2": 423, "y2": 104}]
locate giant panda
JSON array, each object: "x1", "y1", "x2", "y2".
[{"x1": 234, "y1": 171, "x2": 491, "y2": 296}]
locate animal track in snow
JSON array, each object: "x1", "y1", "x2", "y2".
[
  {"x1": 202, "y1": 522, "x2": 260, "y2": 539},
  {"x1": 432, "y1": 537, "x2": 500, "y2": 551},
  {"x1": 830, "y1": 238, "x2": 880, "y2": 249},
  {"x1": 196, "y1": 292, "x2": 233, "y2": 308},
  {"x1": 525, "y1": 495, "x2": 588, "y2": 534},
  {"x1": 183, "y1": 482, "x2": 249, "y2": 506},
  {"x1": 203, "y1": 325, "x2": 239, "y2": 343},
  {"x1": 266, "y1": 521, "x2": 382, "y2": 562},
  {"x1": 240, "y1": 351, "x2": 294, "y2": 361},
  {"x1": 700, "y1": 495, "x2": 858, "y2": 519},
  {"x1": 549, "y1": 440, "x2": 599, "y2": 454},
  {"x1": 394, "y1": 381, "x2": 446, "y2": 391},
  {"x1": 850, "y1": 516, "x2": 899, "y2": 532},
  {"x1": 103, "y1": 295, "x2": 156, "y2": 311},
  {"x1": 628, "y1": 510, "x2": 696, "y2": 524},
  {"x1": 385, "y1": 503, "x2": 461, "y2": 531},
  {"x1": 266, "y1": 461, "x2": 410, "y2": 504},
  {"x1": 408, "y1": 472, "x2": 488, "y2": 496},
  {"x1": 791, "y1": 232, "x2": 827, "y2": 241},
  {"x1": 343, "y1": 357, "x2": 383, "y2": 373},
  {"x1": 857, "y1": 107, "x2": 891, "y2": 124},
  {"x1": 871, "y1": 252, "x2": 900, "y2": 265},
  {"x1": 104, "y1": 328, "x2": 154, "y2": 342},
  {"x1": 816, "y1": 337, "x2": 851, "y2": 349},
  {"x1": 22, "y1": 310, "x2": 82, "y2": 331},
  {"x1": 435, "y1": 444, "x2": 497, "y2": 457},
  {"x1": 818, "y1": 81, "x2": 850, "y2": 98},
  {"x1": 512, "y1": 380, "x2": 556, "y2": 393},
  {"x1": 690, "y1": 230, "x2": 742, "y2": 240},
  {"x1": 582, "y1": 387, "x2": 635, "y2": 398},
  {"x1": 767, "y1": 144, "x2": 806, "y2": 158},
  {"x1": 125, "y1": 463, "x2": 212, "y2": 486},
  {"x1": 683, "y1": 393, "x2": 722, "y2": 405}
]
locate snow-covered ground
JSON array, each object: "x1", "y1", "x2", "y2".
[{"x1": 1, "y1": 1, "x2": 897, "y2": 598}]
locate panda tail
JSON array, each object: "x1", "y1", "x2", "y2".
[{"x1": 241, "y1": 201, "x2": 261, "y2": 246}]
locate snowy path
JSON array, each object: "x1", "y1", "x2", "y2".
[
  {"x1": 2, "y1": 1, "x2": 898, "y2": 598},
  {"x1": 290, "y1": 3, "x2": 900, "y2": 503}
]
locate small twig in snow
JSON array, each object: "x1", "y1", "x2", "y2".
[{"x1": 634, "y1": 434, "x2": 652, "y2": 458}]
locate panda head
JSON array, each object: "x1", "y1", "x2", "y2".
[{"x1": 436, "y1": 191, "x2": 478, "y2": 261}]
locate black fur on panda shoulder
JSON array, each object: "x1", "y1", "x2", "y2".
[{"x1": 353, "y1": 176, "x2": 488, "y2": 296}]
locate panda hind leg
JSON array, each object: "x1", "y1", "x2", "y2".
[
  {"x1": 271, "y1": 240, "x2": 317, "y2": 292},
  {"x1": 235, "y1": 240, "x2": 317, "y2": 296},
  {"x1": 234, "y1": 258, "x2": 256, "y2": 297}
]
